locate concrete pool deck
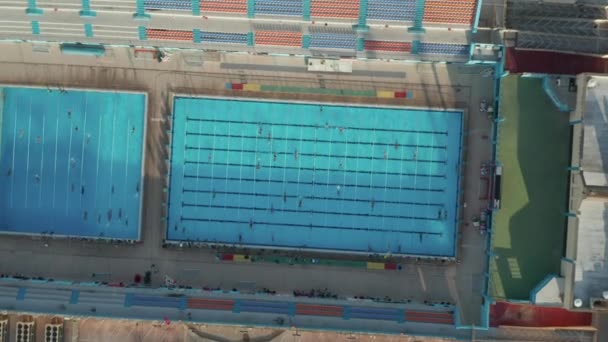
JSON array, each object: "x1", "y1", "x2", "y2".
[{"x1": 0, "y1": 42, "x2": 493, "y2": 327}]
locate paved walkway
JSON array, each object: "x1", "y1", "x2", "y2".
[{"x1": 0, "y1": 41, "x2": 494, "y2": 326}]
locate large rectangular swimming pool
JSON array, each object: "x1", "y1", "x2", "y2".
[
  {"x1": 0, "y1": 87, "x2": 146, "y2": 239},
  {"x1": 167, "y1": 97, "x2": 463, "y2": 257}
]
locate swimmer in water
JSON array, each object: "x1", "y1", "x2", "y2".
[
  {"x1": 118, "y1": 208, "x2": 122, "y2": 219},
  {"x1": 131, "y1": 126, "x2": 135, "y2": 135},
  {"x1": 6, "y1": 168, "x2": 11, "y2": 177},
  {"x1": 34, "y1": 174, "x2": 40, "y2": 183},
  {"x1": 86, "y1": 134, "x2": 91, "y2": 144},
  {"x1": 111, "y1": 185, "x2": 115, "y2": 194},
  {"x1": 273, "y1": 153, "x2": 277, "y2": 162},
  {"x1": 107, "y1": 209, "x2": 112, "y2": 222},
  {"x1": 70, "y1": 158, "x2": 76, "y2": 168},
  {"x1": 336, "y1": 185, "x2": 341, "y2": 196},
  {"x1": 394, "y1": 140, "x2": 399, "y2": 150},
  {"x1": 81, "y1": 185, "x2": 85, "y2": 195},
  {"x1": 67, "y1": 111, "x2": 71, "y2": 118},
  {"x1": 294, "y1": 149, "x2": 298, "y2": 161},
  {"x1": 83, "y1": 211, "x2": 88, "y2": 220},
  {"x1": 283, "y1": 192, "x2": 287, "y2": 203}
]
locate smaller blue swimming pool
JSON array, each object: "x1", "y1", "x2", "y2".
[{"x1": 0, "y1": 87, "x2": 147, "y2": 239}]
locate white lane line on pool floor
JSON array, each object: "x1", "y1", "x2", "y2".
[
  {"x1": 251, "y1": 121, "x2": 258, "y2": 220},
  {"x1": 266, "y1": 125, "x2": 274, "y2": 211},
  {"x1": 123, "y1": 118, "x2": 131, "y2": 210},
  {"x1": 295, "y1": 126, "x2": 303, "y2": 207},
  {"x1": 79, "y1": 94, "x2": 88, "y2": 208},
  {"x1": 339, "y1": 128, "x2": 349, "y2": 223},
  {"x1": 108, "y1": 97, "x2": 117, "y2": 208},
  {"x1": 65, "y1": 119, "x2": 74, "y2": 216},
  {"x1": 38, "y1": 114, "x2": 46, "y2": 208},
  {"x1": 417, "y1": 266, "x2": 428, "y2": 292},
  {"x1": 367, "y1": 128, "x2": 377, "y2": 233},
  {"x1": 52, "y1": 118, "x2": 59, "y2": 209},
  {"x1": 94, "y1": 115, "x2": 102, "y2": 209},
  {"x1": 179, "y1": 116, "x2": 187, "y2": 223},
  {"x1": 9, "y1": 111, "x2": 17, "y2": 209},
  {"x1": 323, "y1": 129, "x2": 334, "y2": 227},
  {"x1": 280, "y1": 125, "x2": 289, "y2": 217},
  {"x1": 24, "y1": 106, "x2": 32, "y2": 208}
]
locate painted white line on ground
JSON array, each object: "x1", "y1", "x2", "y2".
[{"x1": 417, "y1": 266, "x2": 427, "y2": 292}]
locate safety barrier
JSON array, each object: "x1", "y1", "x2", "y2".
[
  {"x1": 406, "y1": 310, "x2": 454, "y2": 324},
  {"x1": 255, "y1": 0, "x2": 302, "y2": 16},
  {"x1": 187, "y1": 298, "x2": 234, "y2": 310},
  {"x1": 144, "y1": 0, "x2": 191, "y2": 10},
  {"x1": 367, "y1": 0, "x2": 416, "y2": 21},
  {"x1": 198, "y1": 31, "x2": 248, "y2": 44},
  {"x1": 255, "y1": 30, "x2": 302, "y2": 46},
  {"x1": 418, "y1": 42, "x2": 469, "y2": 55},
  {"x1": 349, "y1": 306, "x2": 402, "y2": 321},
  {"x1": 311, "y1": 0, "x2": 359, "y2": 19},
  {"x1": 296, "y1": 304, "x2": 343, "y2": 317},
  {"x1": 309, "y1": 33, "x2": 357, "y2": 50},
  {"x1": 423, "y1": 0, "x2": 477, "y2": 25},
  {"x1": 127, "y1": 294, "x2": 184, "y2": 309},
  {"x1": 364, "y1": 40, "x2": 411, "y2": 52},
  {"x1": 146, "y1": 28, "x2": 193, "y2": 41},
  {"x1": 239, "y1": 300, "x2": 290, "y2": 314},
  {"x1": 200, "y1": 0, "x2": 247, "y2": 13}
]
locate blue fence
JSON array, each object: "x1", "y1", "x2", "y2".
[
  {"x1": 255, "y1": 0, "x2": 303, "y2": 16},
  {"x1": 349, "y1": 306, "x2": 403, "y2": 321},
  {"x1": 240, "y1": 300, "x2": 290, "y2": 314},
  {"x1": 309, "y1": 33, "x2": 357, "y2": 50},
  {"x1": 367, "y1": 0, "x2": 416, "y2": 21},
  {"x1": 127, "y1": 294, "x2": 185, "y2": 309}
]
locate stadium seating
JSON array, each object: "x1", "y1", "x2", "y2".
[
  {"x1": 146, "y1": 29, "x2": 193, "y2": 41},
  {"x1": 200, "y1": 0, "x2": 247, "y2": 13},
  {"x1": 309, "y1": 33, "x2": 357, "y2": 49},
  {"x1": 423, "y1": 0, "x2": 477, "y2": 25},
  {"x1": 255, "y1": 31, "x2": 302, "y2": 46},
  {"x1": 364, "y1": 40, "x2": 411, "y2": 52},
  {"x1": 255, "y1": 0, "x2": 303, "y2": 16},
  {"x1": 311, "y1": 0, "x2": 359, "y2": 19},
  {"x1": 144, "y1": 0, "x2": 191, "y2": 11},
  {"x1": 418, "y1": 42, "x2": 469, "y2": 55},
  {"x1": 367, "y1": 0, "x2": 416, "y2": 21},
  {"x1": 198, "y1": 31, "x2": 248, "y2": 44}
]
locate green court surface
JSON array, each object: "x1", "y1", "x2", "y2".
[{"x1": 490, "y1": 75, "x2": 571, "y2": 300}]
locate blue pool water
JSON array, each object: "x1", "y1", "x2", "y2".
[
  {"x1": 0, "y1": 87, "x2": 146, "y2": 239},
  {"x1": 168, "y1": 97, "x2": 463, "y2": 257}
]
